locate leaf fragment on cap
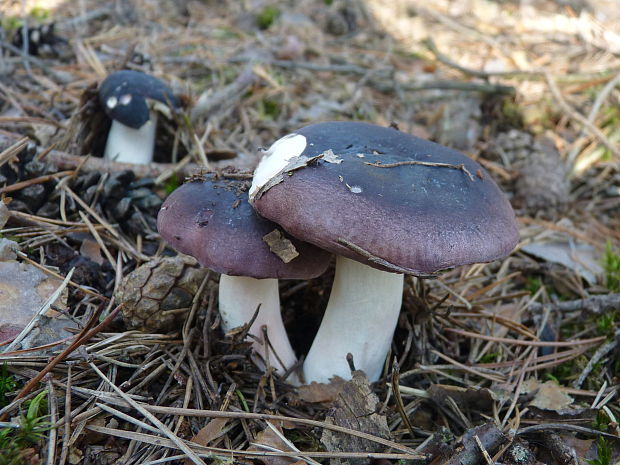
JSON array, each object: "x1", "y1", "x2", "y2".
[{"x1": 262, "y1": 229, "x2": 299, "y2": 263}]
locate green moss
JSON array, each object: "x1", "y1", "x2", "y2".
[
  {"x1": 258, "y1": 98, "x2": 281, "y2": 120},
  {"x1": 256, "y1": 6, "x2": 280, "y2": 30},
  {"x1": 596, "y1": 312, "x2": 616, "y2": 337},
  {"x1": 588, "y1": 436, "x2": 612, "y2": 465},
  {"x1": 602, "y1": 240, "x2": 620, "y2": 292},
  {"x1": 593, "y1": 409, "x2": 610, "y2": 432},
  {"x1": 163, "y1": 174, "x2": 180, "y2": 195},
  {"x1": 525, "y1": 276, "x2": 542, "y2": 295},
  {"x1": 0, "y1": 16, "x2": 23, "y2": 33},
  {"x1": 0, "y1": 390, "x2": 51, "y2": 465},
  {"x1": 0, "y1": 363, "x2": 16, "y2": 409},
  {"x1": 478, "y1": 351, "x2": 501, "y2": 364},
  {"x1": 28, "y1": 6, "x2": 51, "y2": 21}
]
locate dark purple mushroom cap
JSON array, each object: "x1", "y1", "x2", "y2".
[
  {"x1": 99, "y1": 70, "x2": 178, "y2": 129},
  {"x1": 251, "y1": 121, "x2": 519, "y2": 276},
  {"x1": 157, "y1": 172, "x2": 332, "y2": 279}
]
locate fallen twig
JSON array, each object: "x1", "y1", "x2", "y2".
[
  {"x1": 0, "y1": 170, "x2": 74, "y2": 194},
  {"x1": 365, "y1": 160, "x2": 475, "y2": 181},
  {"x1": 444, "y1": 423, "x2": 507, "y2": 465},
  {"x1": 0, "y1": 40, "x2": 69, "y2": 82},
  {"x1": 444, "y1": 328, "x2": 606, "y2": 347},
  {"x1": 528, "y1": 293, "x2": 620, "y2": 315},
  {"x1": 573, "y1": 329, "x2": 620, "y2": 389},
  {"x1": 45, "y1": 150, "x2": 202, "y2": 178},
  {"x1": 518, "y1": 423, "x2": 620, "y2": 441},
  {"x1": 86, "y1": 425, "x2": 427, "y2": 461}
]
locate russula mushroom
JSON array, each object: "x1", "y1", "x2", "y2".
[
  {"x1": 157, "y1": 171, "x2": 331, "y2": 376},
  {"x1": 99, "y1": 70, "x2": 178, "y2": 164},
  {"x1": 250, "y1": 121, "x2": 519, "y2": 383}
]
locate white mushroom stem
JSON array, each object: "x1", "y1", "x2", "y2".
[
  {"x1": 218, "y1": 274, "x2": 298, "y2": 376},
  {"x1": 303, "y1": 256, "x2": 404, "y2": 383},
  {"x1": 104, "y1": 112, "x2": 158, "y2": 164}
]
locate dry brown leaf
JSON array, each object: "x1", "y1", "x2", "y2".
[
  {"x1": 563, "y1": 435, "x2": 596, "y2": 462},
  {"x1": 489, "y1": 303, "x2": 525, "y2": 338},
  {"x1": 79, "y1": 238, "x2": 104, "y2": 265},
  {"x1": 428, "y1": 384, "x2": 496, "y2": 411},
  {"x1": 184, "y1": 418, "x2": 228, "y2": 465},
  {"x1": 248, "y1": 422, "x2": 297, "y2": 465},
  {"x1": 262, "y1": 229, "x2": 299, "y2": 263},
  {"x1": 297, "y1": 377, "x2": 346, "y2": 403},
  {"x1": 529, "y1": 380, "x2": 574, "y2": 410}
]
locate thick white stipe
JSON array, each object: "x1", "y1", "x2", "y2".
[
  {"x1": 303, "y1": 256, "x2": 404, "y2": 383},
  {"x1": 218, "y1": 274, "x2": 298, "y2": 376},
  {"x1": 103, "y1": 113, "x2": 158, "y2": 164}
]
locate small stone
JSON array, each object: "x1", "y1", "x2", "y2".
[
  {"x1": 515, "y1": 137, "x2": 570, "y2": 213},
  {"x1": 0, "y1": 200, "x2": 9, "y2": 229},
  {"x1": 0, "y1": 260, "x2": 68, "y2": 346},
  {"x1": 0, "y1": 238, "x2": 19, "y2": 261}
]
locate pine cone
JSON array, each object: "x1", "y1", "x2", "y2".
[{"x1": 117, "y1": 255, "x2": 208, "y2": 332}]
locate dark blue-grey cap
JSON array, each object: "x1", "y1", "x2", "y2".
[
  {"x1": 98, "y1": 70, "x2": 179, "y2": 129},
  {"x1": 250, "y1": 121, "x2": 519, "y2": 277}
]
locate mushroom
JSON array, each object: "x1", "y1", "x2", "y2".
[
  {"x1": 99, "y1": 70, "x2": 178, "y2": 164},
  {"x1": 157, "y1": 171, "x2": 331, "y2": 376},
  {"x1": 250, "y1": 121, "x2": 519, "y2": 383}
]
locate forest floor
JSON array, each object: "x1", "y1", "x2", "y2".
[{"x1": 1, "y1": 0, "x2": 620, "y2": 464}]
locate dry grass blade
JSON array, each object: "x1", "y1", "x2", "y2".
[
  {"x1": 89, "y1": 362, "x2": 208, "y2": 465},
  {"x1": 0, "y1": 170, "x2": 74, "y2": 194},
  {"x1": 93, "y1": 399, "x2": 418, "y2": 455},
  {"x1": 0, "y1": 137, "x2": 29, "y2": 168},
  {"x1": 85, "y1": 424, "x2": 427, "y2": 461},
  {"x1": 444, "y1": 328, "x2": 607, "y2": 347}
]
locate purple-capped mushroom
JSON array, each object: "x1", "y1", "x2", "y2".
[
  {"x1": 157, "y1": 171, "x2": 331, "y2": 377},
  {"x1": 99, "y1": 70, "x2": 178, "y2": 164},
  {"x1": 250, "y1": 121, "x2": 519, "y2": 383}
]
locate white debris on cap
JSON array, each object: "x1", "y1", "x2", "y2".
[
  {"x1": 106, "y1": 96, "x2": 118, "y2": 109},
  {"x1": 119, "y1": 94, "x2": 132, "y2": 105},
  {"x1": 249, "y1": 133, "x2": 307, "y2": 201}
]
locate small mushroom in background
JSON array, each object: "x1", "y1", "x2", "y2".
[
  {"x1": 157, "y1": 171, "x2": 331, "y2": 378},
  {"x1": 98, "y1": 70, "x2": 178, "y2": 165},
  {"x1": 250, "y1": 121, "x2": 519, "y2": 384}
]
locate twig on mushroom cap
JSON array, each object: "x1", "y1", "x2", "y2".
[
  {"x1": 251, "y1": 121, "x2": 519, "y2": 383},
  {"x1": 364, "y1": 160, "x2": 476, "y2": 181}
]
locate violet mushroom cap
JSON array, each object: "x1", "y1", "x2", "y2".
[
  {"x1": 157, "y1": 172, "x2": 331, "y2": 377},
  {"x1": 250, "y1": 121, "x2": 519, "y2": 383},
  {"x1": 99, "y1": 70, "x2": 178, "y2": 164}
]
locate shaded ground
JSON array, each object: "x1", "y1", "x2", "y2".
[{"x1": 0, "y1": 0, "x2": 620, "y2": 464}]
